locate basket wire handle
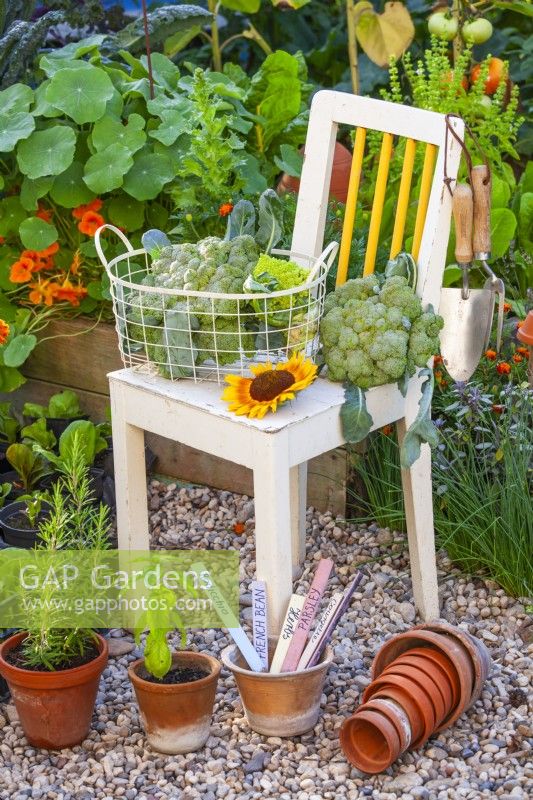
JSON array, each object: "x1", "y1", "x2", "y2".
[
  {"x1": 305, "y1": 241, "x2": 339, "y2": 284},
  {"x1": 94, "y1": 224, "x2": 135, "y2": 268}
]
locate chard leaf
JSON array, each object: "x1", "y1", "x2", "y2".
[{"x1": 341, "y1": 383, "x2": 373, "y2": 444}]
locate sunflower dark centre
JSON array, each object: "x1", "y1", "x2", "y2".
[{"x1": 250, "y1": 369, "x2": 295, "y2": 401}]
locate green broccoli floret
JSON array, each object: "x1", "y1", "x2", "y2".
[
  {"x1": 246, "y1": 253, "x2": 310, "y2": 328},
  {"x1": 320, "y1": 274, "x2": 443, "y2": 389},
  {"x1": 196, "y1": 316, "x2": 255, "y2": 366}
]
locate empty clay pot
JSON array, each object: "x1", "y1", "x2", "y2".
[
  {"x1": 340, "y1": 706, "x2": 401, "y2": 773},
  {"x1": 371, "y1": 629, "x2": 475, "y2": 728},
  {"x1": 222, "y1": 638, "x2": 333, "y2": 736},
  {"x1": 414, "y1": 622, "x2": 491, "y2": 704},
  {"x1": 364, "y1": 674, "x2": 435, "y2": 747},
  {"x1": 363, "y1": 697, "x2": 412, "y2": 751},
  {"x1": 380, "y1": 663, "x2": 447, "y2": 728},
  {"x1": 389, "y1": 654, "x2": 454, "y2": 719},
  {"x1": 370, "y1": 685, "x2": 425, "y2": 745},
  {"x1": 278, "y1": 141, "x2": 353, "y2": 203},
  {"x1": 404, "y1": 646, "x2": 461, "y2": 709}
]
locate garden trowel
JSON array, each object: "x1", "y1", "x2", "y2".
[{"x1": 439, "y1": 167, "x2": 504, "y2": 381}]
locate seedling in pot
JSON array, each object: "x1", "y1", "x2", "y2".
[
  {"x1": 33, "y1": 419, "x2": 107, "y2": 474},
  {"x1": 0, "y1": 403, "x2": 20, "y2": 445},
  {"x1": 6, "y1": 443, "x2": 52, "y2": 492},
  {"x1": 23, "y1": 390, "x2": 82, "y2": 422},
  {"x1": 21, "y1": 419, "x2": 56, "y2": 451}
]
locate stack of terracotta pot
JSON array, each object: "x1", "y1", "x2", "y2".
[{"x1": 340, "y1": 622, "x2": 491, "y2": 773}]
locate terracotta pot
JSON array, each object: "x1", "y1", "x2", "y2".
[
  {"x1": 278, "y1": 141, "x2": 353, "y2": 203},
  {"x1": 414, "y1": 622, "x2": 491, "y2": 704},
  {"x1": 222, "y1": 638, "x2": 333, "y2": 737},
  {"x1": 371, "y1": 629, "x2": 474, "y2": 728},
  {"x1": 369, "y1": 684, "x2": 424, "y2": 746},
  {"x1": 363, "y1": 697, "x2": 411, "y2": 752},
  {"x1": 0, "y1": 631, "x2": 108, "y2": 749},
  {"x1": 340, "y1": 706, "x2": 401, "y2": 773},
  {"x1": 129, "y1": 651, "x2": 221, "y2": 754},
  {"x1": 404, "y1": 646, "x2": 461, "y2": 709},
  {"x1": 517, "y1": 310, "x2": 533, "y2": 345},
  {"x1": 388, "y1": 654, "x2": 454, "y2": 719},
  {"x1": 364, "y1": 674, "x2": 435, "y2": 747},
  {"x1": 380, "y1": 663, "x2": 447, "y2": 727}
]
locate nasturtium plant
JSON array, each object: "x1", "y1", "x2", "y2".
[
  {"x1": 17, "y1": 127, "x2": 77, "y2": 179},
  {"x1": 19, "y1": 217, "x2": 58, "y2": 250}
]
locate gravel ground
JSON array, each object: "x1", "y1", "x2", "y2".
[{"x1": 0, "y1": 479, "x2": 532, "y2": 800}]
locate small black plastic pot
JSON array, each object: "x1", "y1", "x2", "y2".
[
  {"x1": 3, "y1": 471, "x2": 29, "y2": 503},
  {"x1": 0, "y1": 500, "x2": 52, "y2": 548},
  {"x1": 40, "y1": 466, "x2": 105, "y2": 503},
  {"x1": 24, "y1": 414, "x2": 89, "y2": 441},
  {"x1": 0, "y1": 442, "x2": 13, "y2": 475}
]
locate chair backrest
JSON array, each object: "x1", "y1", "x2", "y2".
[{"x1": 290, "y1": 91, "x2": 464, "y2": 310}]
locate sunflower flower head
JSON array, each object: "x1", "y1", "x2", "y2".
[{"x1": 222, "y1": 353, "x2": 317, "y2": 419}]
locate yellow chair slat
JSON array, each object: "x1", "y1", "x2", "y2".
[
  {"x1": 336, "y1": 127, "x2": 366, "y2": 287},
  {"x1": 412, "y1": 143, "x2": 437, "y2": 261},
  {"x1": 390, "y1": 138, "x2": 417, "y2": 259},
  {"x1": 363, "y1": 132, "x2": 393, "y2": 276}
]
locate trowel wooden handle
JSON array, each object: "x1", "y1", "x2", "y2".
[
  {"x1": 452, "y1": 183, "x2": 473, "y2": 264},
  {"x1": 472, "y1": 164, "x2": 491, "y2": 256}
]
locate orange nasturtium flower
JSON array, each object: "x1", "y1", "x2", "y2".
[
  {"x1": 78, "y1": 210, "x2": 105, "y2": 236},
  {"x1": 10, "y1": 256, "x2": 35, "y2": 283},
  {"x1": 28, "y1": 278, "x2": 57, "y2": 306},
  {"x1": 496, "y1": 361, "x2": 511, "y2": 375},
  {"x1": 72, "y1": 199, "x2": 103, "y2": 220},
  {"x1": 70, "y1": 249, "x2": 82, "y2": 275},
  {"x1": 54, "y1": 277, "x2": 87, "y2": 306},
  {"x1": 485, "y1": 349, "x2": 497, "y2": 361},
  {"x1": 0, "y1": 319, "x2": 9, "y2": 345},
  {"x1": 36, "y1": 205, "x2": 52, "y2": 223},
  {"x1": 218, "y1": 202, "x2": 234, "y2": 217}
]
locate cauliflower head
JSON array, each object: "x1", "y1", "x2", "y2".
[{"x1": 320, "y1": 274, "x2": 443, "y2": 389}]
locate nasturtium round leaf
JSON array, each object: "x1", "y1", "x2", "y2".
[
  {"x1": 108, "y1": 196, "x2": 145, "y2": 231},
  {"x1": 0, "y1": 112, "x2": 35, "y2": 152},
  {"x1": 105, "y1": 89, "x2": 124, "y2": 117},
  {"x1": 32, "y1": 82, "x2": 62, "y2": 119},
  {"x1": 20, "y1": 176, "x2": 54, "y2": 211},
  {"x1": 17, "y1": 126, "x2": 77, "y2": 179},
  {"x1": 50, "y1": 161, "x2": 95, "y2": 207},
  {"x1": 19, "y1": 217, "x2": 58, "y2": 250},
  {"x1": 39, "y1": 55, "x2": 94, "y2": 79},
  {"x1": 45, "y1": 66, "x2": 115, "y2": 124},
  {"x1": 0, "y1": 198, "x2": 27, "y2": 236},
  {"x1": 3, "y1": 334, "x2": 38, "y2": 368},
  {"x1": 83, "y1": 144, "x2": 133, "y2": 194},
  {"x1": 92, "y1": 113, "x2": 146, "y2": 155},
  {"x1": 123, "y1": 153, "x2": 174, "y2": 200},
  {"x1": 0, "y1": 83, "x2": 34, "y2": 114}
]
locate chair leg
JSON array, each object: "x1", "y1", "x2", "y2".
[
  {"x1": 110, "y1": 384, "x2": 149, "y2": 551},
  {"x1": 396, "y1": 418, "x2": 440, "y2": 621},
  {"x1": 253, "y1": 438, "x2": 294, "y2": 634},
  {"x1": 290, "y1": 463, "x2": 307, "y2": 572}
]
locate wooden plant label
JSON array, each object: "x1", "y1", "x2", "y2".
[
  {"x1": 280, "y1": 558, "x2": 334, "y2": 673},
  {"x1": 270, "y1": 594, "x2": 305, "y2": 674},
  {"x1": 306, "y1": 571, "x2": 363, "y2": 668},
  {"x1": 251, "y1": 580, "x2": 269, "y2": 671},
  {"x1": 297, "y1": 591, "x2": 344, "y2": 671}
]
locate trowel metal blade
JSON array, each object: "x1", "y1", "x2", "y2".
[{"x1": 439, "y1": 287, "x2": 494, "y2": 381}]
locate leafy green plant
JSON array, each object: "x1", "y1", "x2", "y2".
[
  {"x1": 0, "y1": 481, "x2": 10, "y2": 508},
  {"x1": 21, "y1": 432, "x2": 111, "y2": 670},
  {"x1": 135, "y1": 587, "x2": 187, "y2": 680},
  {"x1": 21, "y1": 418, "x2": 56, "y2": 450},
  {"x1": 6, "y1": 442, "x2": 51, "y2": 490},
  {"x1": 23, "y1": 389, "x2": 82, "y2": 420},
  {"x1": 35, "y1": 419, "x2": 107, "y2": 472},
  {"x1": 0, "y1": 402, "x2": 19, "y2": 444}
]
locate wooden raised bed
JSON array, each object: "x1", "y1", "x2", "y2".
[{"x1": 3, "y1": 318, "x2": 347, "y2": 514}]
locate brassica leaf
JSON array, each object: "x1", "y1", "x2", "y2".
[
  {"x1": 400, "y1": 368, "x2": 439, "y2": 468},
  {"x1": 341, "y1": 383, "x2": 373, "y2": 444}
]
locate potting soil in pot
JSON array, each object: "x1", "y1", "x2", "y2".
[
  {"x1": 3, "y1": 511, "x2": 48, "y2": 531},
  {"x1": 138, "y1": 665, "x2": 210, "y2": 685},
  {"x1": 4, "y1": 640, "x2": 101, "y2": 672}
]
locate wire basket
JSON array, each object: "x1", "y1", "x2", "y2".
[{"x1": 95, "y1": 225, "x2": 339, "y2": 383}]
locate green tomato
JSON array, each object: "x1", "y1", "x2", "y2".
[
  {"x1": 428, "y1": 12, "x2": 458, "y2": 41},
  {"x1": 461, "y1": 18, "x2": 493, "y2": 44}
]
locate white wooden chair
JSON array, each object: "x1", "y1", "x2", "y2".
[{"x1": 108, "y1": 91, "x2": 463, "y2": 633}]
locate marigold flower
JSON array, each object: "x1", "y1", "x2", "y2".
[
  {"x1": 433, "y1": 355, "x2": 443, "y2": 364},
  {"x1": 485, "y1": 349, "x2": 497, "y2": 360},
  {"x1": 0, "y1": 236, "x2": 5, "y2": 244},
  {"x1": 381, "y1": 424, "x2": 394, "y2": 435},
  {"x1": 434, "y1": 370, "x2": 443, "y2": 381},
  {"x1": 36, "y1": 206, "x2": 52, "y2": 223},
  {"x1": 0, "y1": 319, "x2": 10, "y2": 345},
  {"x1": 516, "y1": 346, "x2": 529, "y2": 357},
  {"x1": 512, "y1": 353, "x2": 523, "y2": 364},
  {"x1": 491, "y1": 404, "x2": 504, "y2": 414},
  {"x1": 72, "y1": 199, "x2": 103, "y2": 220},
  {"x1": 496, "y1": 361, "x2": 511, "y2": 375},
  {"x1": 78, "y1": 211, "x2": 105, "y2": 237},
  {"x1": 503, "y1": 302, "x2": 511, "y2": 313},
  {"x1": 233, "y1": 523, "x2": 246, "y2": 534},
  {"x1": 218, "y1": 202, "x2": 234, "y2": 217},
  {"x1": 10, "y1": 257, "x2": 35, "y2": 283}
]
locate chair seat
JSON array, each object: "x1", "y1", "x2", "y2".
[{"x1": 108, "y1": 367, "x2": 406, "y2": 438}]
